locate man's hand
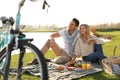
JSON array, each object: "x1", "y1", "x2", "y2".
[
  {"x1": 87, "y1": 38, "x2": 95, "y2": 45},
  {"x1": 50, "y1": 32, "x2": 60, "y2": 38},
  {"x1": 66, "y1": 54, "x2": 77, "y2": 66},
  {"x1": 50, "y1": 34, "x2": 54, "y2": 39},
  {"x1": 66, "y1": 60, "x2": 75, "y2": 67}
]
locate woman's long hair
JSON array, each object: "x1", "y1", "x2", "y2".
[{"x1": 79, "y1": 24, "x2": 91, "y2": 43}]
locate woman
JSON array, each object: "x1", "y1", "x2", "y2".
[{"x1": 68, "y1": 24, "x2": 106, "y2": 64}]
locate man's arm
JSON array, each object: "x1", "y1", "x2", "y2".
[{"x1": 50, "y1": 32, "x2": 61, "y2": 38}]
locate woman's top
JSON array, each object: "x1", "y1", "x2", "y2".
[{"x1": 74, "y1": 35, "x2": 104, "y2": 57}]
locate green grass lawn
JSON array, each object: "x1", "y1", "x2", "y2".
[
  {"x1": 10, "y1": 30, "x2": 120, "y2": 80},
  {"x1": 98, "y1": 31, "x2": 120, "y2": 57}
]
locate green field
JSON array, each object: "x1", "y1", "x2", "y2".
[{"x1": 10, "y1": 30, "x2": 120, "y2": 80}]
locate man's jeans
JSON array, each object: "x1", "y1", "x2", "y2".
[{"x1": 83, "y1": 44, "x2": 106, "y2": 63}]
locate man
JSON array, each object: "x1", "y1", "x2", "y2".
[{"x1": 29, "y1": 18, "x2": 80, "y2": 64}]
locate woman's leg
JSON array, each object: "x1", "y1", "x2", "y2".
[
  {"x1": 82, "y1": 53, "x2": 98, "y2": 63},
  {"x1": 94, "y1": 44, "x2": 103, "y2": 54},
  {"x1": 83, "y1": 52, "x2": 106, "y2": 63},
  {"x1": 94, "y1": 44, "x2": 106, "y2": 59}
]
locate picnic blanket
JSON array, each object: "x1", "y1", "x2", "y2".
[{"x1": 24, "y1": 62, "x2": 103, "y2": 80}]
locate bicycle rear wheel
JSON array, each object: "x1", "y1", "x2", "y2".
[{"x1": 4, "y1": 42, "x2": 48, "y2": 80}]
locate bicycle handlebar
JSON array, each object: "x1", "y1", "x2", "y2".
[
  {"x1": 42, "y1": 0, "x2": 50, "y2": 9},
  {"x1": 0, "y1": 16, "x2": 14, "y2": 26},
  {"x1": 0, "y1": 16, "x2": 8, "y2": 24},
  {"x1": 0, "y1": 0, "x2": 50, "y2": 32},
  {"x1": 15, "y1": 0, "x2": 50, "y2": 31}
]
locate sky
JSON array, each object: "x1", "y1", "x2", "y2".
[{"x1": 0, "y1": 0, "x2": 120, "y2": 27}]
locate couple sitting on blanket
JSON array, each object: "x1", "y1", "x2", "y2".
[{"x1": 28, "y1": 18, "x2": 106, "y2": 65}]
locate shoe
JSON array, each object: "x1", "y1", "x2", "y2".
[
  {"x1": 27, "y1": 58, "x2": 51, "y2": 65},
  {"x1": 45, "y1": 58, "x2": 51, "y2": 62},
  {"x1": 27, "y1": 58, "x2": 38, "y2": 65}
]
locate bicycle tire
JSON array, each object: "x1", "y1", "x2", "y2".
[{"x1": 3, "y1": 42, "x2": 48, "y2": 80}]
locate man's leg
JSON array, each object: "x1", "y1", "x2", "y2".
[
  {"x1": 40, "y1": 38, "x2": 64, "y2": 62},
  {"x1": 41, "y1": 38, "x2": 67, "y2": 63},
  {"x1": 50, "y1": 38, "x2": 63, "y2": 56},
  {"x1": 52, "y1": 50, "x2": 71, "y2": 64},
  {"x1": 50, "y1": 39, "x2": 71, "y2": 64},
  {"x1": 41, "y1": 39, "x2": 51, "y2": 55},
  {"x1": 27, "y1": 39, "x2": 51, "y2": 65},
  {"x1": 28, "y1": 38, "x2": 68, "y2": 64}
]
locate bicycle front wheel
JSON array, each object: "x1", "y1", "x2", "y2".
[{"x1": 5, "y1": 42, "x2": 48, "y2": 80}]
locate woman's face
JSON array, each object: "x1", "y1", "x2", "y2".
[{"x1": 80, "y1": 26, "x2": 87, "y2": 35}]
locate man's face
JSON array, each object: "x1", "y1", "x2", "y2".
[{"x1": 68, "y1": 20, "x2": 77, "y2": 31}]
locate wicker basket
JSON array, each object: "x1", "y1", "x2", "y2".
[{"x1": 102, "y1": 45, "x2": 120, "y2": 76}]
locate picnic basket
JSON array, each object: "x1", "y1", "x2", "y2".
[{"x1": 102, "y1": 45, "x2": 120, "y2": 76}]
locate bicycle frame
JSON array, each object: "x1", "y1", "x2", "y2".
[
  {"x1": 0, "y1": 0, "x2": 35, "y2": 76},
  {"x1": 0, "y1": 0, "x2": 49, "y2": 79},
  {"x1": 0, "y1": 0, "x2": 50, "y2": 51},
  {"x1": 0, "y1": 0, "x2": 37, "y2": 59},
  {"x1": 0, "y1": 15, "x2": 34, "y2": 77}
]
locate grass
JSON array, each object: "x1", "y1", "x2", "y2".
[
  {"x1": 10, "y1": 53, "x2": 40, "y2": 80},
  {"x1": 97, "y1": 31, "x2": 120, "y2": 57},
  {"x1": 9, "y1": 30, "x2": 120, "y2": 80}
]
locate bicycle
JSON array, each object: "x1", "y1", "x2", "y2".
[{"x1": 0, "y1": 0, "x2": 49, "y2": 80}]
